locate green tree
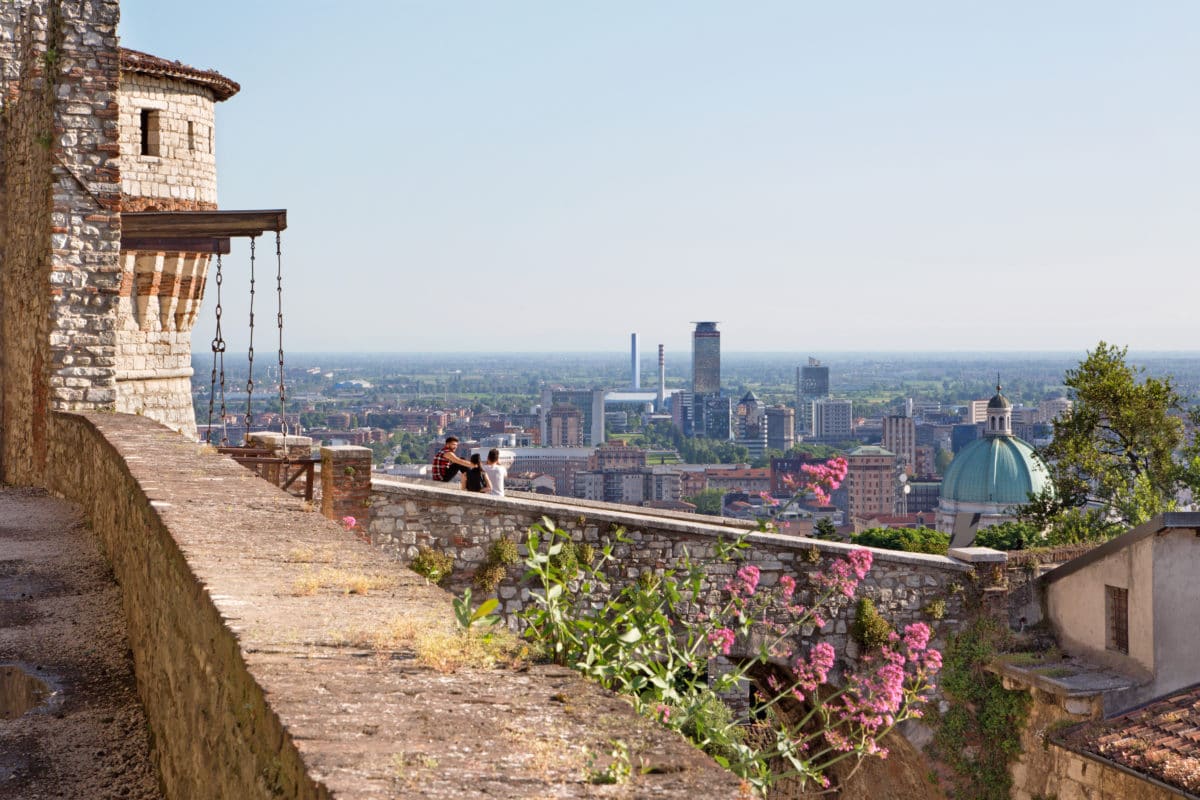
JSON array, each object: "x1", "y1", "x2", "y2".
[
  {"x1": 1043, "y1": 342, "x2": 1186, "y2": 526},
  {"x1": 813, "y1": 518, "x2": 838, "y2": 539},
  {"x1": 934, "y1": 446, "x2": 953, "y2": 475},
  {"x1": 688, "y1": 488, "x2": 725, "y2": 516}
]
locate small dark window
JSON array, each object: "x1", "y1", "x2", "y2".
[
  {"x1": 1106, "y1": 585, "x2": 1129, "y2": 654},
  {"x1": 140, "y1": 109, "x2": 160, "y2": 156},
  {"x1": 187, "y1": 120, "x2": 194, "y2": 152}
]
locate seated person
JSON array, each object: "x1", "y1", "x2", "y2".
[{"x1": 431, "y1": 436, "x2": 473, "y2": 482}]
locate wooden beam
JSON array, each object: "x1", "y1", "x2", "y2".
[
  {"x1": 122, "y1": 210, "x2": 287, "y2": 239},
  {"x1": 121, "y1": 236, "x2": 231, "y2": 254}
]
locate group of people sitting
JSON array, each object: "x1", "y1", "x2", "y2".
[{"x1": 430, "y1": 436, "x2": 506, "y2": 496}]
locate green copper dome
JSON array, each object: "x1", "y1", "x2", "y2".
[{"x1": 940, "y1": 435, "x2": 1052, "y2": 505}]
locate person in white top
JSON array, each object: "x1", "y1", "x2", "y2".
[{"x1": 482, "y1": 448, "x2": 507, "y2": 496}]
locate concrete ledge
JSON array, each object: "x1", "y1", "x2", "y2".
[{"x1": 45, "y1": 412, "x2": 740, "y2": 799}]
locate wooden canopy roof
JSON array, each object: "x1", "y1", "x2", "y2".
[{"x1": 121, "y1": 210, "x2": 287, "y2": 254}]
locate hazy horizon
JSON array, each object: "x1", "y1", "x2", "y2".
[{"x1": 121, "y1": 2, "x2": 1200, "y2": 353}]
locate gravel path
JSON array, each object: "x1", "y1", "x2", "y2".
[{"x1": 0, "y1": 486, "x2": 162, "y2": 799}]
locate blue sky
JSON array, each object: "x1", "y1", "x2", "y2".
[{"x1": 118, "y1": 2, "x2": 1200, "y2": 354}]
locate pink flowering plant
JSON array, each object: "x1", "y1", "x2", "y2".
[
  {"x1": 518, "y1": 516, "x2": 941, "y2": 795},
  {"x1": 765, "y1": 456, "x2": 849, "y2": 531}
]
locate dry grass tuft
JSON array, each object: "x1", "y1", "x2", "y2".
[{"x1": 289, "y1": 567, "x2": 397, "y2": 596}]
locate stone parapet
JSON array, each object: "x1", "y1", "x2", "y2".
[
  {"x1": 369, "y1": 477, "x2": 980, "y2": 667},
  {"x1": 43, "y1": 411, "x2": 739, "y2": 799}
]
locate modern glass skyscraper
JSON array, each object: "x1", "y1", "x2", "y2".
[{"x1": 691, "y1": 322, "x2": 721, "y2": 395}]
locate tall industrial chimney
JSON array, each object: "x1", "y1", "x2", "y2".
[
  {"x1": 631, "y1": 333, "x2": 640, "y2": 390},
  {"x1": 657, "y1": 344, "x2": 666, "y2": 410}
]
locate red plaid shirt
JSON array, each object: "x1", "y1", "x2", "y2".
[{"x1": 432, "y1": 448, "x2": 453, "y2": 481}]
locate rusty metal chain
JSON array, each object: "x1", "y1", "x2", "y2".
[
  {"x1": 207, "y1": 251, "x2": 228, "y2": 446},
  {"x1": 275, "y1": 230, "x2": 288, "y2": 441},
  {"x1": 244, "y1": 236, "x2": 257, "y2": 442}
]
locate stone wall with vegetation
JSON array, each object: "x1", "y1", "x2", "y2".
[
  {"x1": 43, "y1": 411, "x2": 739, "y2": 799},
  {"x1": 368, "y1": 477, "x2": 988, "y2": 664},
  {"x1": 0, "y1": 0, "x2": 122, "y2": 485}
]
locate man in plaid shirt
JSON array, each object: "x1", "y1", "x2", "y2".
[{"x1": 431, "y1": 436, "x2": 474, "y2": 482}]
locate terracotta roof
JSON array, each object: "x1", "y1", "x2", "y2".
[
  {"x1": 1060, "y1": 682, "x2": 1200, "y2": 795},
  {"x1": 120, "y1": 48, "x2": 240, "y2": 101}
]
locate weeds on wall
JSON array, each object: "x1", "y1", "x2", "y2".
[
  {"x1": 410, "y1": 546, "x2": 454, "y2": 586},
  {"x1": 930, "y1": 617, "x2": 1031, "y2": 800},
  {"x1": 473, "y1": 539, "x2": 520, "y2": 593},
  {"x1": 508, "y1": 516, "x2": 942, "y2": 796}
]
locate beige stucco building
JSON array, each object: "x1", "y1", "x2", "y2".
[{"x1": 1041, "y1": 513, "x2": 1200, "y2": 712}]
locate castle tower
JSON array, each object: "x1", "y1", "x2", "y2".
[{"x1": 114, "y1": 50, "x2": 240, "y2": 438}]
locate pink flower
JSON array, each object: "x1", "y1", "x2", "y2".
[
  {"x1": 341, "y1": 516, "x2": 357, "y2": 530},
  {"x1": 655, "y1": 703, "x2": 672, "y2": 722},
  {"x1": 902, "y1": 622, "x2": 931, "y2": 657},
  {"x1": 707, "y1": 627, "x2": 736, "y2": 656},
  {"x1": 848, "y1": 549, "x2": 873, "y2": 579},
  {"x1": 779, "y1": 575, "x2": 796, "y2": 599},
  {"x1": 735, "y1": 564, "x2": 760, "y2": 596}
]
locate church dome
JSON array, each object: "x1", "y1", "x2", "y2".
[{"x1": 941, "y1": 435, "x2": 1052, "y2": 505}]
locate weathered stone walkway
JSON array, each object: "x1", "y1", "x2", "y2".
[{"x1": 0, "y1": 486, "x2": 162, "y2": 799}]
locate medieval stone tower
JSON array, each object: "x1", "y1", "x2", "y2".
[
  {"x1": 114, "y1": 48, "x2": 239, "y2": 437},
  {"x1": 0, "y1": 0, "x2": 256, "y2": 482}
]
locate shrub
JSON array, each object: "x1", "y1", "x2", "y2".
[
  {"x1": 851, "y1": 597, "x2": 893, "y2": 650},
  {"x1": 410, "y1": 546, "x2": 454, "y2": 585},
  {"x1": 473, "y1": 539, "x2": 521, "y2": 593},
  {"x1": 518, "y1": 516, "x2": 941, "y2": 796},
  {"x1": 851, "y1": 526, "x2": 950, "y2": 555}
]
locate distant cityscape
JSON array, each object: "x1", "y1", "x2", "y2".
[{"x1": 190, "y1": 327, "x2": 1200, "y2": 539}]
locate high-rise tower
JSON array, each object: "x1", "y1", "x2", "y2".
[
  {"x1": 691, "y1": 322, "x2": 721, "y2": 395},
  {"x1": 656, "y1": 344, "x2": 666, "y2": 411},
  {"x1": 630, "y1": 333, "x2": 640, "y2": 390}
]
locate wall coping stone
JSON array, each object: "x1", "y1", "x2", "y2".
[
  {"x1": 49, "y1": 412, "x2": 741, "y2": 798},
  {"x1": 948, "y1": 546, "x2": 1008, "y2": 564}
]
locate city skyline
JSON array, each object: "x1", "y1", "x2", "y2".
[{"x1": 119, "y1": 2, "x2": 1200, "y2": 353}]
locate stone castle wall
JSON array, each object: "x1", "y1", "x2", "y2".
[
  {"x1": 367, "y1": 476, "x2": 987, "y2": 667},
  {"x1": 45, "y1": 411, "x2": 740, "y2": 799},
  {"x1": 118, "y1": 71, "x2": 218, "y2": 211},
  {"x1": 0, "y1": 0, "x2": 122, "y2": 484}
]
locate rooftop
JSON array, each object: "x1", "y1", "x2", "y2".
[
  {"x1": 1060, "y1": 682, "x2": 1200, "y2": 796},
  {"x1": 120, "y1": 48, "x2": 240, "y2": 101}
]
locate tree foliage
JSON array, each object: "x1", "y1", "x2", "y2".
[
  {"x1": 1043, "y1": 342, "x2": 1187, "y2": 527},
  {"x1": 688, "y1": 488, "x2": 726, "y2": 516},
  {"x1": 850, "y1": 526, "x2": 949, "y2": 555}
]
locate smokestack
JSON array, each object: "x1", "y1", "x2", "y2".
[
  {"x1": 631, "y1": 333, "x2": 640, "y2": 390},
  {"x1": 657, "y1": 344, "x2": 666, "y2": 410}
]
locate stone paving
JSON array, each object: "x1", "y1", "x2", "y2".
[{"x1": 0, "y1": 486, "x2": 162, "y2": 799}]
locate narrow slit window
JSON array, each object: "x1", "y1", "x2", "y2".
[
  {"x1": 1106, "y1": 585, "x2": 1129, "y2": 654},
  {"x1": 140, "y1": 109, "x2": 160, "y2": 156},
  {"x1": 187, "y1": 120, "x2": 195, "y2": 152}
]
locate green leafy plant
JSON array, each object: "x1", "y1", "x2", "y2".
[
  {"x1": 517, "y1": 516, "x2": 941, "y2": 796},
  {"x1": 410, "y1": 546, "x2": 454, "y2": 585},
  {"x1": 851, "y1": 597, "x2": 892, "y2": 651},
  {"x1": 452, "y1": 588, "x2": 501, "y2": 636},
  {"x1": 923, "y1": 598, "x2": 947, "y2": 620},
  {"x1": 931, "y1": 617, "x2": 1031, "y2": 800},
  {"x1": 473, "y1": 538, "x2": 521, "y2": 593},
  {"x1": 851, "y1": 526, "x2": 950, "y2": 555},
  {"x1": 586, "y1": 740, "x2": 632, "y2": 785}
]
